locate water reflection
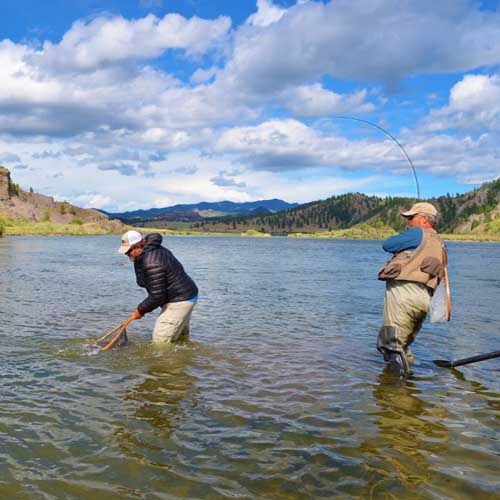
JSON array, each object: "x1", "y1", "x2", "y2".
[
  {"x1": 115, "y1": 346, "x2": 197, "y2": 470},
  {"x1": 363, "y1": 373, "x2": 449, "y2": 498}
]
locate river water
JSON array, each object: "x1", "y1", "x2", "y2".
[{"x1": 0, "y1": 235, "x2": 498, "y2": 499}]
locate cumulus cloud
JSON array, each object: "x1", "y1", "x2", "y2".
[
  {"x1": 406, "y1": 132, "x2": 500, "y2": 184},
  {"x1": 2, "y1": 1, "x2": 500, "y2": 209},
  {"x1": 213, "y1": 119, "x2": 408, "y2": 171},
  {"x1": 422, "y1": 74, "x2": 500, "y2": 133},
  {"x1": 247, "y1": 0, "x2": 285, "y2": 27},
  {"x1": 73, "y1": 193, "x2": 114, "y2": 208},
  {"x1": 37, "y1": 13, "x2": 231, "y2": 72},
  {"x1": 190, "y1": 66, "x2": 219, "y2": 84},
  {"x1": 282, "y1": 85, "x2": 375, "y2": 117},
  {"x1": 221, "y1": 0, "x2": 500, "y2": 97}
]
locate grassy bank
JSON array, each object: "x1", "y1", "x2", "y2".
[
  {"x1": 440, "y1": 233, "x2": 500, "y2": 242},
  {"x1": 288, "y1": 223, "x2": 397, "y2": 240},
  {"x1": 288, "y1": 230, "x2": 500, "y2": 242},
  {"x1": 2, "y1": 220, "x2": 233, "y2": 237},
  {"x1": 2, "y1": 219, "x2": 499, "y2": 242},
  {"x1": 4, "y1": 221, "x2": 121, "y2": 236},
  {"x1": 241, "y1": 229, "x2": 272, "y2": 237}
]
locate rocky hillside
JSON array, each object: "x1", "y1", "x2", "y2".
[{"x1": 0, "y1": 166, "x2": 123, "y2": 233}]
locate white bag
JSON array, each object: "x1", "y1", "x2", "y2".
[{"x1": 429, "y1": 280, "x2": 448, "y2": 323}]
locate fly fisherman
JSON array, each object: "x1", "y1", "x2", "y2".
[
  {"x1": 377, "y1": 202, "x2": 444, "y2": 376},
  {"x1": 118, "y1": 230, "x2": 198, "y2": 343}
]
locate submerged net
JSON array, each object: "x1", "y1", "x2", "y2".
[
  {"x1": 429, "y1": 281, "x2": 448, "y2": 323},
  {"x1": 86, "y1": 328, "x2": 129, "y2": 354}
]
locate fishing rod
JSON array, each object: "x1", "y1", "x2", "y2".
[
  {"x1": 434, "y1": 350, "x2": 500, "y2": 368},
  {"x1": 331, "y1": 115, "x2": 421, "y2": 199}
]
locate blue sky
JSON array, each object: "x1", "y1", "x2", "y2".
[{"x1": 1, "y1": 0, "x2": 499, "y2": 211}]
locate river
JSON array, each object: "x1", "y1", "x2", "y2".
[{"x1": 0, "y1": 235, "x2": 498, "y2": 499}]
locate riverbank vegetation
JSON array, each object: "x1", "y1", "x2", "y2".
[
  {"x1": 2, "y1": 219, "x2": 123, "y2": 236},
  {"x1": 241, "y1": 229, "x2": 272, "y2": 237},
  {"x1": 2, "y1": 217, "x2": 500, "y2": 241}
]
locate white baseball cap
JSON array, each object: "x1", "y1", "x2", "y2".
[{"x1": 118, "y1": 230, "x2": 143, "y2": 254}]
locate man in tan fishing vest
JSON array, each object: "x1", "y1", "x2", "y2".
[{"x1": 377, "y1": 202, "x2": 444, "y2": 376}]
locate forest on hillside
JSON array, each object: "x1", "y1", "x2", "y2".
[{"x1": 192, "y1": 178, "x2": 500, "y2": 235}]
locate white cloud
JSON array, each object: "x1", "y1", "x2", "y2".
[
  {"x1": 221, "y1": 0, "x2": 500, "y2": 97},
  {"x1": 247, "y1": 0, "x2": 285, "y2": 27},
  {"x1": 1, "y1": 2, "x2": 500, "y2": 209},
  {"x1": 282, "y1": 84, "x2": 375, "y2": 117},
  {"x1": 213, "y1": 119, "x2": 404, "y2": 171},
  {"x1": 422, "y1": 74, "x2": 500, "y2": 133},
  {"x1": 37, "y1": 13, "x2": 231, "y2": 72},
  {"x1": 190, "y1": 66, "x2": 219, "y2": 84},
  {"x1": 73, "y1": 193, "x2": 114, "y2": 208},
  {"x1": 404, "y1": 132, "x2": 500, "y2": 183}
]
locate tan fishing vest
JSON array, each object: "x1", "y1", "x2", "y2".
[{"x1": 378, "y1": 228, "x2": 444, "y2": 290}]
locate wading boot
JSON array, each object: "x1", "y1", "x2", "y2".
[{"x1": 386, "y1": 351, "x2": 411, "y2": 377}]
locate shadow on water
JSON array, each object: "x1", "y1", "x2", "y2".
[
  {"x1": 360, "y1": 368, "x2": 500, "y2": 500},
  {"x1": 114, "y1": 343, "x2": 199, "y2": 468},
  {"x1": 361, "y1": 371, "x2": 450, "y2": 499}
]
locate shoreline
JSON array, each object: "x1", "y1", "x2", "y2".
[{"x1": 2, "y1": 226, "x2": 500, "y2": 242}]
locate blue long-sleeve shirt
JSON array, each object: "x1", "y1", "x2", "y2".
[{"x1": 383, "y1": 227, "x2": 423, "y2": 254}]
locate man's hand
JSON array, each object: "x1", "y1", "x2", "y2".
[{"x1": 132, "y1": 309, "x2": 143, "y2": 320}]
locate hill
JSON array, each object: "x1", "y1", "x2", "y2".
[
  {"x1": 0, "y1": 166, "x2": 124, "y2": 235},
  {"x1": 192, "y1": 179, "x2": 500, "y2": 237}
]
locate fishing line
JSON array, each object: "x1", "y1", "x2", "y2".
[
  {"x1": 330, "y1": 116, "x2": 452, "y2": 319},
  {"x1": 331, "y1": 115, "x2": 421, "y2": 199}
]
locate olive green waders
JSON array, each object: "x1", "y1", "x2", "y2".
[{"x1": 377, "y1": 280, "x2": 431, "y2": 375}]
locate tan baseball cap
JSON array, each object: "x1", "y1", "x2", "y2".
[
  {"x1": 401, "y1": 202, "x2": 438, "y2": 218},
  {"x1": 118, "y1": 230, "x2": 143, "y2": 254}
]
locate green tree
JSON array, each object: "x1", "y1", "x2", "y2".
[
  {"x1": 9, "y1": 182, "x2": 21, "y2": 197},
  {"x1": 42, "y1": 208, "x2": 51, "y2": 222},
  {"x1": 0, "y1": 217, "x2": 5, "y2": 237},
  {"x1": 71, "y1": 216, "x2": 83, "y2": 225},
  {"x1": 59, "y1": 202, "x2": 67, "y2": 215}
]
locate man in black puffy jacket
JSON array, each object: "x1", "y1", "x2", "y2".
[{"x1": 118, "y1": 230, "x2": 198, "y2": 343}]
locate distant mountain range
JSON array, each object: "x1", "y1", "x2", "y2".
[
  {"x1": 98, "y1": 179, "x2": 500, "y2": 237},
  {"x1": 99, "y1": 199, "x2": 299, "y2": 223}
]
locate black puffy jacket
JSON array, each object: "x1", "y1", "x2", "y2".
[{"x1": 134, "y1": 233, "x2": 198, "y2": 315}]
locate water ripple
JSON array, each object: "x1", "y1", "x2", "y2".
[{"x1": 0, "y1": 236, "x2": 499, "y2": 499}]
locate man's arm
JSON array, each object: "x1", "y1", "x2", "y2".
[{"x1": 382, "y1": 227, "x2": 423, "y2": 254}]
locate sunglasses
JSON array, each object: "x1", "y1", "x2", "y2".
[{"x1": 407, "y1": 214, "x2": 425, "y2": 221}]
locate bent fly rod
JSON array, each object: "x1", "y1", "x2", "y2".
[{"x1": 331, "y1": 115, "x2": 451, "y2": 321}]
